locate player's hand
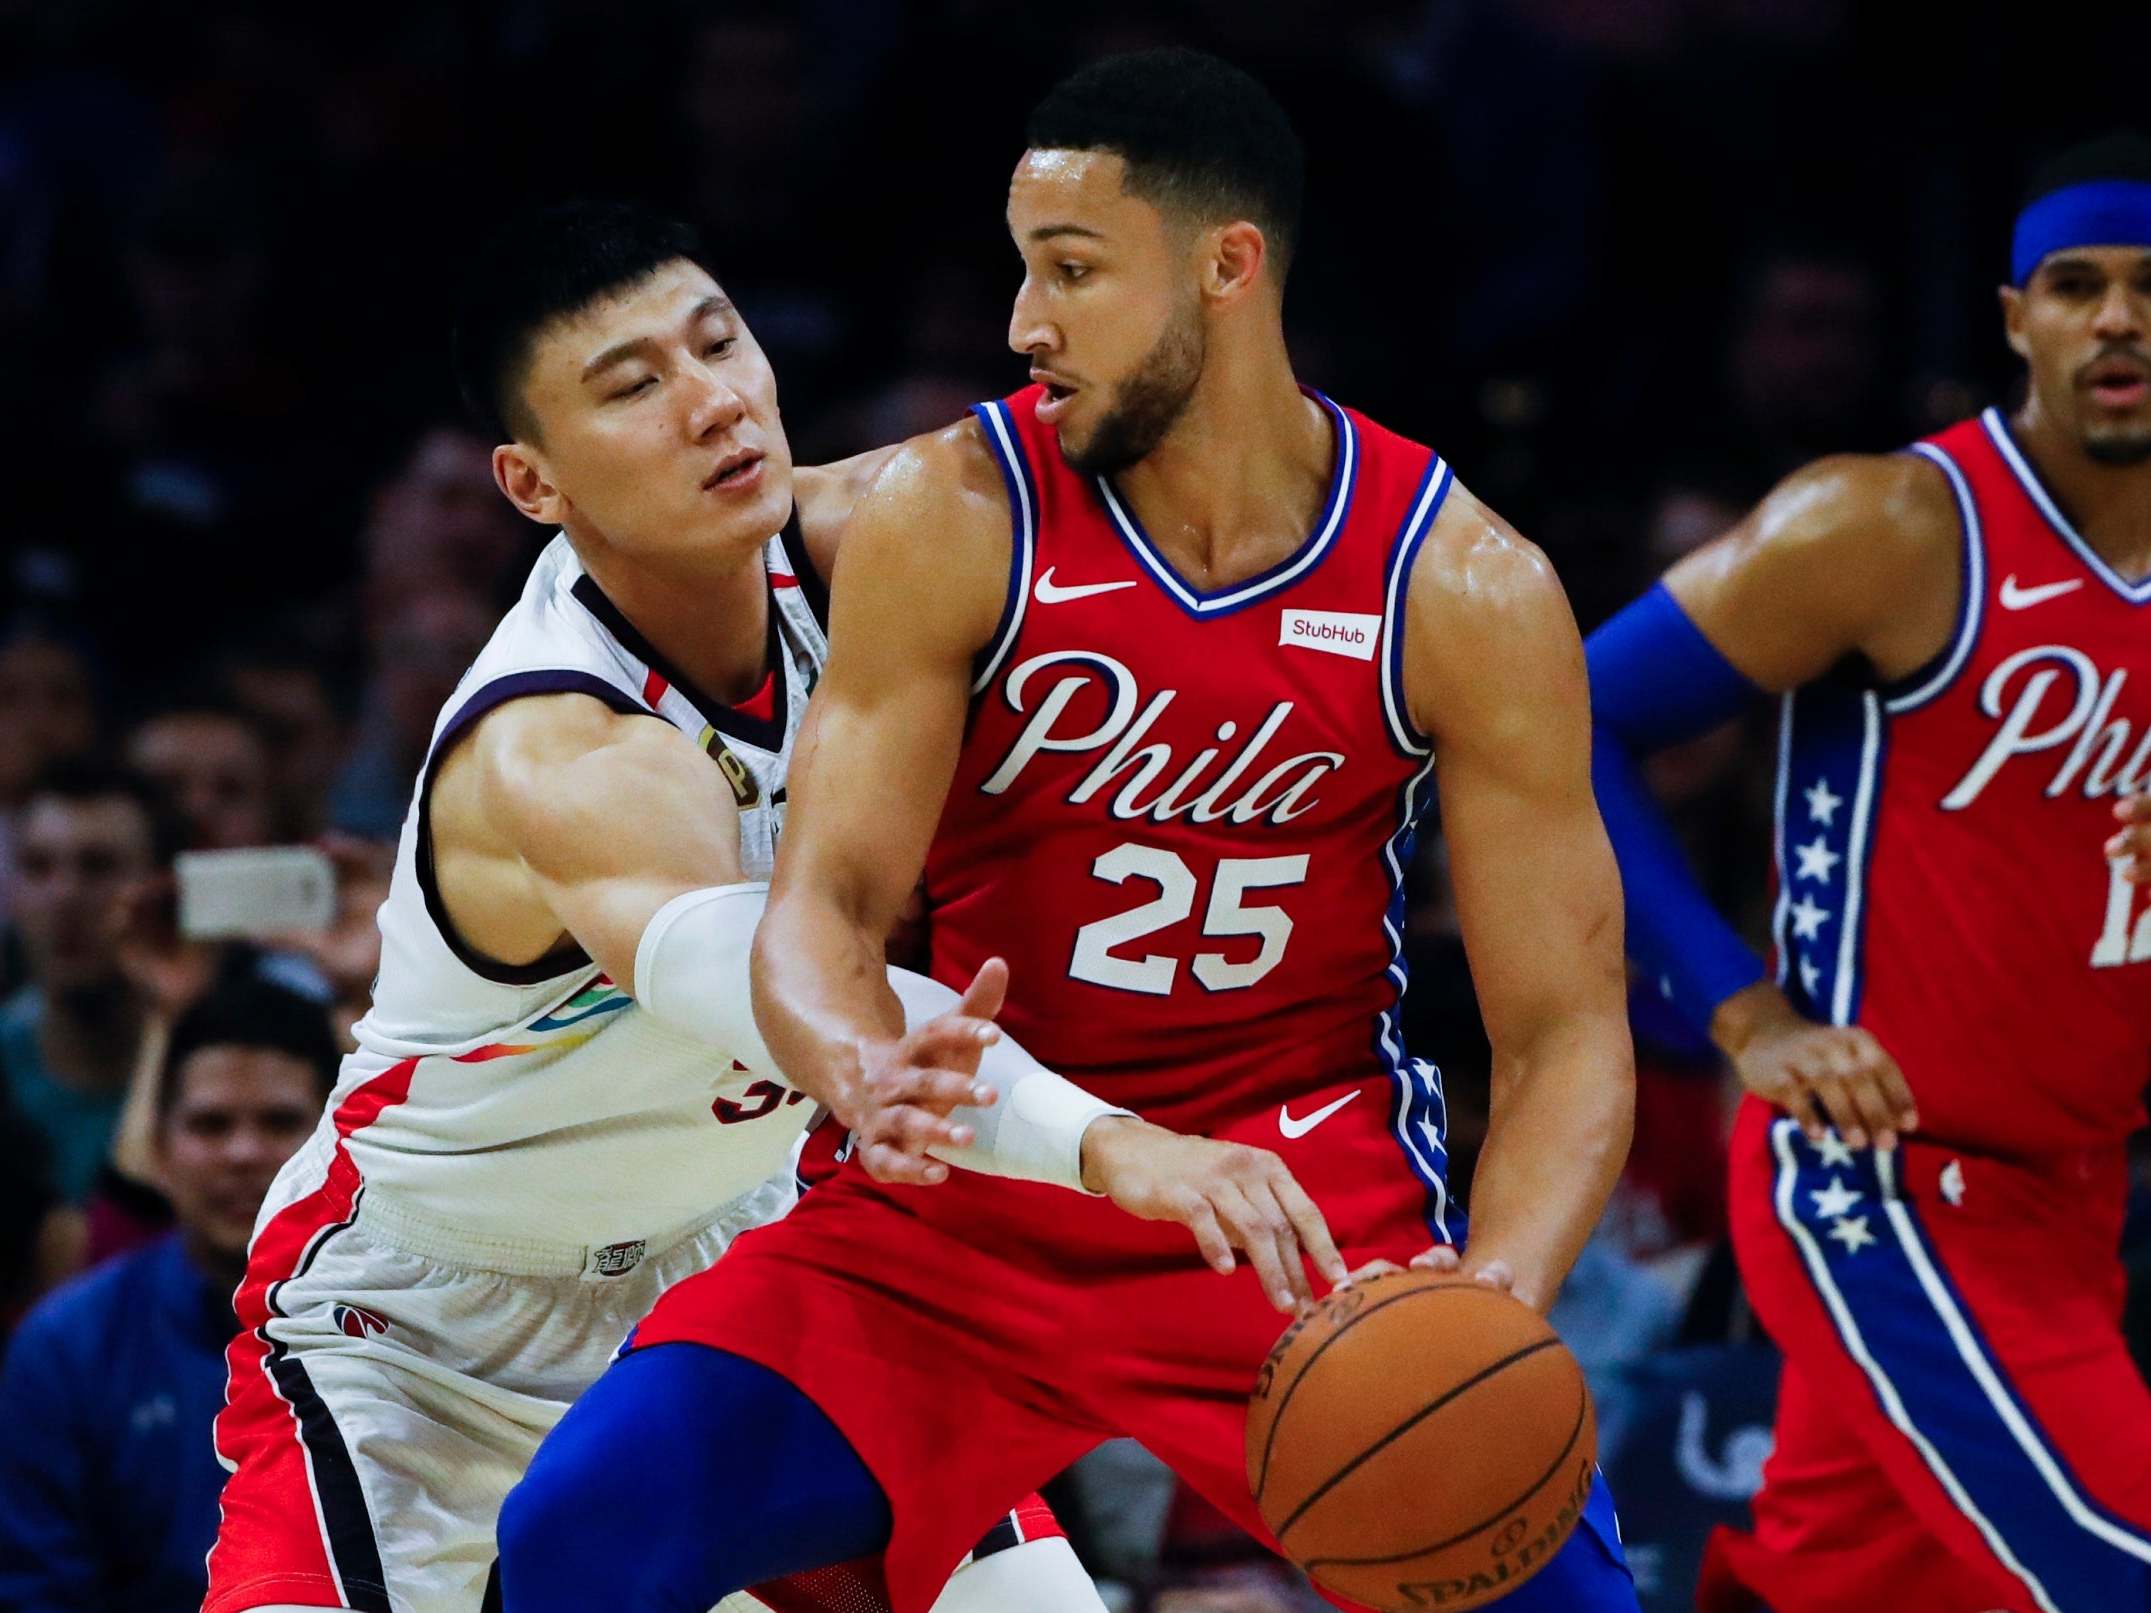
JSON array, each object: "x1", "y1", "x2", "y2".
[
  {"x1": 2110, "y1": 793, "x2": 2151, "y2": 884},
  {"x1": 1079, "y1": 1117, "x2": 1348, "y2": 1313},
  {"x1": 843, "y1": 959, "x2": 1007, "y2": 1187},
  {"x1": 1339, "y1": 1247, "x2": 1521, "y2": 1301},
  {"x1": 1713, "y1": 981, "x2": 1917, "y2": 1150}
]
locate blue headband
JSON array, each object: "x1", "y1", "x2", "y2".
[{"x1": 2012, "y1": 179, "x2": 2151, "y2": 284}]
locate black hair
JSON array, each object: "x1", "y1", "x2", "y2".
[
  {"x1": 1026, "y1": 48, "x2": 1305, "y2": 279},
  {"x1": 22, "y1": 755, "x2": 187, "y2": 865},
  {"x1": 2023, "y1": 129, "x2": 2151, "y2": 205},
  {"x1": 451, "y1": 201, "x2": 718, "y2": 443},
  {"x1": 160, "y1": 977, "x2": 341, "y2": 1125}
]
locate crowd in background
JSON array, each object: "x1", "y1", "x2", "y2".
[{"x1": 3, "y1": 3, "x2": 2149, "y2": 1609}]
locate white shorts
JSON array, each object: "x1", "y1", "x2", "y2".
[{"x1": 204, "y1": 1172, "x2": 795, "y2": 1613}]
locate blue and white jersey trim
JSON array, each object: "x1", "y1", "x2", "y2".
[
  {"x1": 971, "y1": 400, "x2": 1040, "y2": 694},
  {"x1": 1774, "y1": 683, "x2": 1885, "y2": 1026},
  {"x1": 1981, "y1": 408, "x2": 2151, "y2": 605},
  {"x1": 1374, "y1": 756, "x2": 1452, "y2": 1241},
  {"x1": 1095, "y1": 393, "x2": 1359, "y2": 619},
  {"x1": 1886, "y1": 443, "x2": 1987, "y2": 714},
  {"x1": 1768, "y1": 1119, "x2": 2151, "y2": 1612},
  {"x1": 1379, "y1": 455, "x2": 1455, "y2": 757}
]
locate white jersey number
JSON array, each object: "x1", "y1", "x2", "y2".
[
  {"x1": 2092, "y1": 851, "x2": 2151, "y2": 967},
  {"x1": 1069, "y1": 843, "x2": 1309, "y2": 996}
]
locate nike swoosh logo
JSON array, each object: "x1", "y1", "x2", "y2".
[
  {"x1": 1999, "y1": 574, "x2": 2085, "y2": 610},
  {"x1": 1034, "y1": 566, "x2": 1137, "y2": 605},
  {"x1": 1278, "y1": 1089, "x2": 1362, "y2": 1140}
]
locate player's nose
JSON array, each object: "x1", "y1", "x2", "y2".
[
  {"x1": 1008, "y1": 281, "x2": 1058, "y2": 357},
  {"x1": 682, "y1": 361, "x2": 748, "y2": 440},
  {"x1": 2091, "y1": 278, "x2": 2146, "y2": 341}
]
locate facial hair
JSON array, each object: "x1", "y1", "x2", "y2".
[
  {"x1": 2083, "y1": 430, "x2": 2151, "y2": 467},
  {"x1": 1059, "y1": 302, "x2": 1205, "y2": 477}
]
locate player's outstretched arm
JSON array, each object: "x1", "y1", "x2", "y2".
[
  {"x1": 751, "y1": 423, "x2": 1023, "y2": 1181},
  {"x1": 1405, "y1": 487, "x2": 1633, "y2": 1312},
  {"x1": 1591, "y1": 455, "x2": 1952, "y2": 1148}
]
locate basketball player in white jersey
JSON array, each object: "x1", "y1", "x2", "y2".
[{"x1": 200, "y1": 203, "x2": 1140, "y2": 1613}]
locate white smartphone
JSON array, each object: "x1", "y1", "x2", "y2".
[{"x1": 175, "y1": 847, "x2": 338, "y2": 939}]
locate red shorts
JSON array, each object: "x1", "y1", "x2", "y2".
[
  {"x1": 635, "y1": 1073, "x2": 1459, "y2": 1613},
  {"x1": 1700, "y1": 1098, "x2": 2151, "y2": 1613}
]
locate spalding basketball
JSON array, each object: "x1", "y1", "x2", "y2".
[{"x1": 1246, "y1": 1270, "x2": 1597, "y2": 1611}]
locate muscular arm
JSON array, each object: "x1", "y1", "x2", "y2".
[
  {"x1": 749, "y1": 422, "x2": 1011, "y2": 1121},
  {"x1": 1405, "y1": 486, "x2": 1633, "y2": 1311}
]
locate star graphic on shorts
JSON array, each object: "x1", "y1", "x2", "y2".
[
  {"x1": 1794, "y1": 836, "x2": 1842, "y2": 883},
  {"x1": 1827, "y1": 1214, "x2": 1876, "y2": 1255},
  {"x1": 1805, "y1": 779, "x2": 1844, "y2": 827},
  {"x1": 1788, "y1": 895, "x2": 1831, "y2": 941},
  {"x1": 1809, "y1": 1176, "x2": 1863, "y2": 1219},
  {"x1": 1798, "y1": 955, "x2": 1823, "y2": 998},
  {"x1": 1812, "y1": 1131, "x2": 1857, "y2": 1168}
]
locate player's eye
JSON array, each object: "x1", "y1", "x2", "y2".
[
  {"x1": 1060, "y1": 262, "x2": 1091, "y2": 283},
  {"x1": 610, "y1": 376, "x2": 658, "y2": 401},
  {"x1": 706, "y1": 337, "x2": 736, "y2": 359}
]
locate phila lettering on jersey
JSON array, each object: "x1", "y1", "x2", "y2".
[
  {"x1": 927, "y1": 384, "x2": 1456, "y2": 1215},
  {"x1": 1772, "y1": 408, "x2": 2151, "y2": 1157},
  {"x1": 261, "y1": 524, "x2": 828, "y2": 1257}
]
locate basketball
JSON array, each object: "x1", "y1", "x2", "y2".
[{"x1": 1246, "y1": 1270, "x2": 1598, "y2": 1612}]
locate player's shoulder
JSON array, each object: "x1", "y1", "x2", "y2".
[
  {"x1": 835, "y1": 413, "x2": 1014, "y2": 569},
  {"x1": 1408, "y1": 476, "x2": 1570, "y2": 638},
  {"x1": 1744, "y1": 450, "x2": 1959, "y2": 566}
]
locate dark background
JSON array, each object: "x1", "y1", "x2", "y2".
[{"x1": 4, "y1": 3, "x2": 2150, "y2": 1610}]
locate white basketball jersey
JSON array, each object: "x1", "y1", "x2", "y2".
[{"x1": 275, "y1": 526, "x2": 828, "y2": 1253}]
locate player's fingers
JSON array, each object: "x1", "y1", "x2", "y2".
[
  {"x1": 1174, "y1": 1190, "x2": 1235, "y2": 1277},
  {"x1": 1214, "y1": 1185, "x2": 1296, "y2": 1312},
  {"x1": 1267, "y1": 1170, "x2": 1348, "y2": 1289},
  {"x1": 1244, "y1": 1180, "x2": 1316, "y2": 1308},
  {"x1": 1767, "y1": 1067, "x2": 1829, "y2": 1143},
  {"x1": 954, "y1": 956, "x2": 1010, "y2": 1024},
  {"x1": 1470, "y1": 1258, "x2": 1516, "y2": 1294},
  {"x1": 1409, "y1": 1244, "x2": 1461, "y2": 1274},
  {"x1": 2115, "y1": 794, "x2": 2151, "y2": 825},
  {"x1": 1804, "y1": 1076, "x2": 1870, "y2": 1151},
  {"x1": 870, "y1": 1101, "x2": 974, "y2": 1157},
  {"x1": 856, "y1": 1138, "x2": 950, "y2": 1187},
  {"x1": 898, "y1": 1017, "x2": 1000, "y2": 1072},
  {"x1": 1839, "y1": 1072, "x2": 1902, "y2": 1152},
  {"x1": 1866, "y1": 1053, "x2": 1920, "y2": 1136},
  {"x1": 869, "y1": 1064, "x2": 989, "y2": 1117}
]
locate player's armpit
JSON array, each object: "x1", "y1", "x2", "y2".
[
  {"x1": 751, "y1": 420, "x2": 1013, "y2": 1132},
  {"x1": 442, "y1": 691, "x2": 747, "y2": 989},
  {"x1": 1663, "y1": 452, "x2": 1962, "y2": 693},
  {"x1": 1403, "y1": 487, "x2": 1634, "y2": 1312}
]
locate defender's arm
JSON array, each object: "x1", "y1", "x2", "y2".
[{"x1": 1404, "y1": 486, "x2": 1633, "y2": 1311}]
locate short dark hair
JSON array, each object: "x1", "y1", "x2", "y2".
[
  {"x1": 23, "y1": 755, "x2": 186, "y2": 865},
  {"x1": 2023, "y1": 129, "x2": 2151, "y2": 204},
  {"x1": 452, "y1": 201, "x2": 718, "y2": 443},
  {"x1": 159, "y1": 978, "x2": 341, "y2": 1124},
  {"x1": 1026, "y1": 48, "x2": 1305, "y2": 279}
]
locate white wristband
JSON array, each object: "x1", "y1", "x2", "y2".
[{"x1": 884, "y1": 968, "x2": 1132, "y2": 1194}]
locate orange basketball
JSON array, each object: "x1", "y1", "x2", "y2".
[{"x1": 1246, "y1": 1270, "x2": 1597, "y2": 1612}]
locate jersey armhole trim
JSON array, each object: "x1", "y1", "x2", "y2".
[
  {"x1": 417, "y1": 670, "x2": 647, "y2": 987},
  {"x1": 969, "y1": 400, "x2": 1038, "y2": 695},
  {"x1": 1379, "y1": 454, "x2": 1455, "y2": 757},
  {"x1": 1881, "y1": 443, "x2": 1985, "y2": 715}
]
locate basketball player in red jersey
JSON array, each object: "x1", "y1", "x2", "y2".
[
  {"x1": 496, "y1": 48, "x2": 1638, "y2": 1613},
  {"x1": 1586, "y1": 132, "x2": 2151, "y2": 1613}
]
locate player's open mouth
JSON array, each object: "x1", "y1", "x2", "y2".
[
  {"x1": 2085, "y1": 355, "x2": 2151, "y2": 409},
  {"x1": 1033, "y1": 372, "x2": 1079, "y2": 424},
  {"x1": 703, "y1": 451, "x2": 765, "y2": 493}
]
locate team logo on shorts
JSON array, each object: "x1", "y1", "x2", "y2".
[
  {"x1": 590, "y1": 1239, "x2": 647, "y2": 1278},
  {"x1": 332, "y1": 1304, "x2": 389, "y2": 1340}
]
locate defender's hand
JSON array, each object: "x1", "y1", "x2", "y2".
[
  {"x1": 1714, "y1": 982, "x2": 1916, "y2": 1151},
  {"x1": 1080, "y1": 1118, "x2": 1348, "y2": 1313},
  {"x1": 843, "y1": 959, "x2": 1007, "y2": 1187},
  {"x1": 2110, "y1": 794, "x2": 2151, "y2": 884}
]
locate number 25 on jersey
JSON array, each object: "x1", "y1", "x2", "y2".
[{"x1": 1070, "y1": 843, "x2": 1309, "y2": 996}]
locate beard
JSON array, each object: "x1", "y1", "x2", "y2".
[
  {"x1": 2083, "y1": 429, "x2": 2151, "y2": 467},
  {"x1": 1058, "y1": 304, "x2": 1205, "y2": 477}
]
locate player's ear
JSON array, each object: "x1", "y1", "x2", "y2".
[
  {"x1": 494, "y1": 442, "x2": 565, "y2": 527},
  {"x1": 1998, "y1": 284, "x2": 2030, "y2": 363},
  {"x1": 1205, "y1": 220, "x2": 1268, "y2": 306}
]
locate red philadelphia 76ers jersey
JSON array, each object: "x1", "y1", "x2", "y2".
[
  {"x1": 1773, "y1": 408, "x2": 2151, "y2": 1158},
  {"x1": 926, "y1": 385, "x2": 1453, "y2": 1159}
]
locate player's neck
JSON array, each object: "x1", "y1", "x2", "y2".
[
  {"x1": 1113, "y1": 351, "x2": 1332, "y2": 587},
  {"x1": 576, "y1": 536, "x2": 773, "y2": 706},
  {"x1": 2010, "y1": 401, "x2": 2151, "y2": 581}
]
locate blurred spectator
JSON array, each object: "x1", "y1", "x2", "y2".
[
  {"x1": 0, "y1": 618, "x2": 101, "y2": 930},
  {"x1": 0, "y1": 977, "x2": 336, "y2": 1613},
  {"x1": 123, "y1": 692, "x2": 277, "y2": 852},
  {"x1": 1, "y1": 760, "x2": 175, "y2": 1202},
  {"x1": 0, "y1": 1093, "x2": 76, "y2": 1335},
  {"x1": 330, "y1": 587, "x2": 494, "y2": 838},
  {"x1": 359, "y1": 421, "x2": 531, "y2": 637},
  {"x1": 217, "y1": 632, "x2": 356, "y2": 842}
]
